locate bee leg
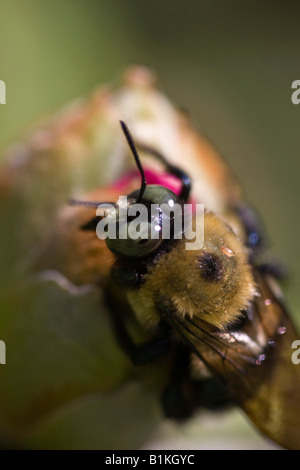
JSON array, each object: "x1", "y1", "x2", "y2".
[
  {"x1": 112, "y1": 317, "x2": 170, "y2": 366},
  {"x1": 161, "y1": 352, "x2": 233, "y2": 419},
  {"x1": 234, "y1": 204, "x2": 264, "y2": 253},
  {"x1": 161, "y1": 347, "x2": 197, "y2": 419},
  {"x1": 105, "y1": 295, "x2": 171, "y2": 366},
  {"x1": 192, "y1": 377, "x2": 233, "y2": 411},
  {"x1": 137, "y1": 144, "x2": 191, "y2": 203},
  {"x1": 258, "y1": 261, "x2": 288, "y2": 281}
]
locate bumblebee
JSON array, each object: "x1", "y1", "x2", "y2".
[{"x1": 71, "y1": 119, "x2": 300, "y2": 450}]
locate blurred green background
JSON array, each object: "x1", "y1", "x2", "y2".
[
  {"x1": 0, "y1": 0, "x2": 299, "y2": 314},
  {"x1": 0, "y1": 0, "x2": 299, "y2": 449}
]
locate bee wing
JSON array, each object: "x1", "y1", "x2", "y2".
[{"x1": 165, "y1": 270, "x2": 300, "y2": 450}]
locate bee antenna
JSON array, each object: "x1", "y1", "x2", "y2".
[
  {"x1": 68, "y1": 198, "x2": 105, "y2": 208},
  {"x1": 120, "y1": 120, "x2": 147, "y2": 203}
]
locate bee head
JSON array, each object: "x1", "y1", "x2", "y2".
[{"x1": 77, "y1": 121, "x2": 184, "y2": 259}]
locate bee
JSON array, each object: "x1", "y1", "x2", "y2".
[
  {"x1": 1, "y1": 64, "x2": 298, "y2": 450},
  {"x1": 70, "y1": 119, "x2": 300, "y2": 448},
  {"x1": 69, "y1": 122, "x2": 300, "y2": 449}
]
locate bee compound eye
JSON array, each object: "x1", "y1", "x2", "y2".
[
  {"x1": 106, "y1": 221, "x2": 163, "y2": 258},
  {"x1": 128, "y1": 185, "x2": 181, "y2": 207}
]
